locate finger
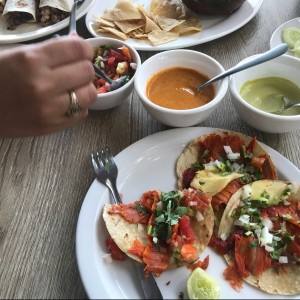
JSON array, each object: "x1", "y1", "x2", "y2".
[
  {"x1": 38, "y1": 36, "x2": 94, "y2": 68},
  {"x1": 50, "y1": 59, "x2": 96, "y2": 94}
]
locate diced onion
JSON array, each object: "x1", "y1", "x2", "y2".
[
  {"x1": 262, "y1": 217, "x2": 273, "y2": 230},
  {"x1": 103, "y1": 254, "x2": 113, "y2": 263},
  {"x1": 153, "y1": 236, "x2": 158, "y2": 244},
  {"x1": 227, "y1": 153, "x2": 241, "y2": 160},
  {"x1": 260, "y1": 226, "x2": 273, "y2": 245},
  {"x1": 130, "y1": 62, "x2": 137, "y2": 70},
  {"x1": 273, "y1": 236, "x2": 281, "y2": 241},
  {"x1": 214, "y1": 160, "x2": 222, "y2": 169},
  {"x1": 239, "y1": 214, "x2": 250, "y2": 224},
  {"x1": 242, "y1": 185, "x2": 252, "y2": 200},
  {"x1": 279, "y1": 256, "x2": 288, "y2": 264},
  {"x1": 232, "y1": 162, "x2": 241, "y2": 172},
  {"x1": 264, "y1": 245, "x2": 274, "y2": 252},
  {"x1": 156, "y1": 201, "x2": 163, "y2": 209},
  {"x1": 223, "y1": 145, "x2": 233, "y2": 154},
  {"x1": 220, "y1": 232, "x2": 228, "y2": 241},
  {"x1": 203, "y1": 162, "x2": 216, "y2": 171},
  {"x1": 196, "y1": 211, "x2": 204, "y2": 222},
  {"x1": 189, "y1": 201, "x2": 197, "y2": 206}
]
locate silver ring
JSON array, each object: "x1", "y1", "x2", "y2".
[{"x1": 67, "y1": 91, "x2": 82, "y2": 117}]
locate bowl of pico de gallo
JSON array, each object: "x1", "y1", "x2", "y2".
[{"x1": 87, "y1": 37, "x2": 141, "y2": 110}]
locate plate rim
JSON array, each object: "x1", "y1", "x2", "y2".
[
  {"x1": 0, "y1": 0, "x2": 96, "y2": 44},
  {"x1": 84, "y1": 0, "x2": 264, "y2": 51},
  {"x1": 76, "y1": 127, "x2": 300, "y2": 299}
]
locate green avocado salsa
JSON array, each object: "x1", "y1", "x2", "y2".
[{"x1": 240, "y1": 77, "x2": 300, "y2": 115}]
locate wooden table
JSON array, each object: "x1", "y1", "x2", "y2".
[{"x1": 1, "y1": 0, "x2": 299, "y2": 298}]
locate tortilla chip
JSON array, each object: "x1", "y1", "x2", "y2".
[
  {"x1": 97, "y1": 26, "x2": 128, "y2": 40},
  {"x1": 155, "y1": 16, "x2": 185, "y2": 31},
  {"x1": 114, "y1": 19, "x2": 145, "y2": 33},
  {"x1": 148, "y1": 29, "x2": 179, "y2": 45},
  {"x1": 151, "y1": 0, "x2": 188, "y2": 19},
  {"x1": 102, "y1": 0, "x2": 143, "y2": 21}
]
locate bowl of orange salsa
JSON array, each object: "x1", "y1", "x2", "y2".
[{"x1": 134, "y1": 49, "x2": 228, "y2": 127}]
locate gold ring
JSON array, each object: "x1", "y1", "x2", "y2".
[{"x1": 67, "y1": 91, "x2": 82, "y2": 117}]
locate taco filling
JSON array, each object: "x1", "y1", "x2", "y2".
[
  {"x1": 211, "y1": 180, "x2": 300, "y2": 295},
  {"x1": 176, "y1": 131, "x2": 277, "y2": 214},
  {"x1": 103, "y1": 189, "x2": 214, "y2": 277}
]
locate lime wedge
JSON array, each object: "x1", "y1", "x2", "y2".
[{"x1": 187, "y1": 268, "x2": 220, "y2": 299}]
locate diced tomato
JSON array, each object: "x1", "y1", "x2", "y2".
[
  {"x1": 179, "y1": 215, "x2": 195, "y2": 244},
  {"x1": 189, "y1": 255, "x2": 209, "y2": 271},
  {"x1": 106, "y1": 237, "x2": 126, "y2": 260},
  {"x1": 180, "y1": 244, "x2": 198, "y2": 262}
]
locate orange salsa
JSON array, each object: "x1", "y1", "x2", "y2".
[{"x1": 146, "y1": 67, "x2": 215, "y2": 110}]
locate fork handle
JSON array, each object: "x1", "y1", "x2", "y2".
[{"x1": 106, "y1": 179, "x2": 122, "y2": 204}]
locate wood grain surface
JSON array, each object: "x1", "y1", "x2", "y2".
[{"x1": 1, "y1": 0, "x2": 300, "y2": 298}]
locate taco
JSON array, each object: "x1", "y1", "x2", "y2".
[
  {"x1": 103, "y1": 189, "x2": 214, "y2": 276},
  {"x1": 176, "y1": 130, "x2": 278, "y2": 219},
  {"x1": 214, "y1": 180, "x2": 300, "y2": 295}
]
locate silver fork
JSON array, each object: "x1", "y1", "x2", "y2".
[
  {"x1": 68, "y1": 1, "x2": 126, "y2": 91},
  {"x1": 91, "y1": 147, "x2": 163, "y2": 299},
  {"x1": 91, "y1": 147, "x2": 122, "y2": 205}
]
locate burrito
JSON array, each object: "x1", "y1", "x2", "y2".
[
  {"x1": 38, "y1": 0, "x2": 73, "y2": 27},
  {"x1": 2, "y1": 0, "x2": 37, "y2": 30},
  {"x1": 215, "y1": 180, "x2": 300, "y2": 295},
  {"x1": 103, "y1": 189, "x2": 214, "y2": 277},
  {"x1": 0, "y1": 0, "x2": 6, "y2": 13}
]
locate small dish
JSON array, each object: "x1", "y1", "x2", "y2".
[
  {"x1": 87, "y1": 37, "x2": 141, "y2": 110},
  {"x1": 270, "y1": 17, "x2": 300, "y2": 57}
]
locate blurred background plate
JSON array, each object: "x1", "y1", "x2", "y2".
[
  {"x1": 0, "y1": 0, "x2": 95, "y2": 44},
  {"x1": 270, "y1": 17, "x2": 300, "y2": 57},
  {"x1": 85, "y1": 0, "x2": 263, "y2": 51}
]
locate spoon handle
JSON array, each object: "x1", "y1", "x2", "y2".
[
  {"x1": 197, "y1": 43, "x2": 289, "y2": 91},
  {"x1": 93, "y1": 64, "x2": 113, "y2": 84}
]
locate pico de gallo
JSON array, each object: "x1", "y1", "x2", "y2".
[{"x1": 93, "y1": 45, "x2": 137, "y2": 94}]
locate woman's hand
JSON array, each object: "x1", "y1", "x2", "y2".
[{"x1": 0, "y1": 35, "x2": 97, "y2": 137}]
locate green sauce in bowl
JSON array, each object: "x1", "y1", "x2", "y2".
[{"x1": 240, "y1": 77, "x2": 300, "y2": 115}]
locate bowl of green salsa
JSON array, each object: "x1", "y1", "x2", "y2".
[{"x1": 230, "y1": 54, "x2": 300, "y2": 133}]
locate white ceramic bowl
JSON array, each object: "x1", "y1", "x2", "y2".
[
  {"x1": 87, "y1": 37, "x2": 141, "y2": 110},
  {"x1": 230, "y1": 54, "x2": 300, "y2": 133},
  {"x1": 134, "y1": 49, "x2": 228, "y2": 127}
]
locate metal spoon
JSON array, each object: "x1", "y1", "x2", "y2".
[
  {"x1": 261, "y1": 94, "x2": 300, "y2": 114},
  {"x1": 196, "y1": 43, "x2": 289, "y2": 92},
  {"x1": 93, "y1": 64, "x2": 128, "y2": 92},
  {"x1": 69, "y1": 0, "x2": 127, "y2": 91}
]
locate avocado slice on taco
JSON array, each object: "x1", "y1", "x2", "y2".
[
  {"x1": 176, "y1": 130, "x2": 278, "y2": 219},
  {"x1": 215, "y1": 180, "x2": 300, "y2": 295},
  {"x1": 103, "y1": 189, "x2": 214, "y2": 277}
]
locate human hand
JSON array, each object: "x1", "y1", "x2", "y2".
[{"x1": 0, "y1": 35, "x2": 97, "y2": 138}]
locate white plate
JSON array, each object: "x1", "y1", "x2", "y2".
[
  {"x1": 76, "y1": 127, "x2": 300, "y2": 299},
  {"x1": 270, "y1": 17, "x2": 300, "y2": 57},
  {"x1": 0, "y1": 0, "x2": 95, "y2": 44},
  {"x1": 85, "y1": 0, "x2": 263, "y2": 51}
]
